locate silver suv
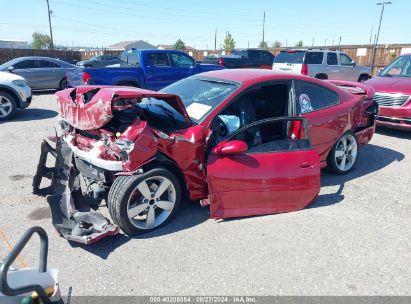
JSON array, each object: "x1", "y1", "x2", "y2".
[{"x1": 272, "y1": 49, "x2": 371, "y2": 82}]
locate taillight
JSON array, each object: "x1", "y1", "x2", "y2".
[
  {"x1": 301, "y1": 63, "x2": 308, "y2": 76},
  {"x1": 218, "y1": 58, "x2": 224, "y2": 66},
  {"x1": 82, "y1": 72, "x2": 91, "y2": 84}
]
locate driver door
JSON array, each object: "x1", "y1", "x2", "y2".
[{"x1": 206, "y1": 117, "x2": 320, "y2": 218}]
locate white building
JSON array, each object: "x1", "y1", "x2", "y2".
[{"x1": 0, "y1": 39, "x2": 29, "y2": 49}]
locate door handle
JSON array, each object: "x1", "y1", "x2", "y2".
[{"x1": 300, "y1": 162, "x2": 313, "y2": 168}]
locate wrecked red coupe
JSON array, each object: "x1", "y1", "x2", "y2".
[{"x1": 33, "y1": 69, "x2": 378, "y2": 243}]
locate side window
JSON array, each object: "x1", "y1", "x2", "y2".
[
  {"x1": 170, "y1": 53, "x2": 194, "y2": 67},
  {"x1": 249, "y1": 50, "x2": 261, "y2": 60},
  {"x1": 147, "y1": 53, "x2": 171, "y2": 67},
  {"x1": 228, "y1": 118, "x2": 311, "y2": 154},
  {"x1": 306, "y1": 52, "x2": 323, "y2": 64},
  {"x1": 261, "y1": 51, "x2": 274, "y2": 61},
  {"x1": 38, "y1": 60, "x2": 60, "y2": 68},
  {"x1": 13, "y1": 60, "x2": 37, "y2": 69},
  {"x1": 327, "y1": 53, "x2": 338, "y2": 66},
  {"x1": 127, "y1": 53, "x2": 140, "y2": 66},
  {"x1": 340, "y1": 53, "x2": 353, "y2": 66},
  {"x1": 294, "y1": 81, "x2": 340, "y2": 114}
]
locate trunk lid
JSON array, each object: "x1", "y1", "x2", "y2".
[{"x1": 55, "y1": 86, "x2": 192, "y2": 130}]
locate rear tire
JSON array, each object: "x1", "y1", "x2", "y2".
[
  {"x1": 108, "y1": 168, "x2": 181, "y2": 236},
  {"x1": 59, "y1": 77, "x2": 70, "y2": 90},
  {"x1": 115, "y1": 81, "x2": 140, "y2": 88},
  {"x1": 0, "y1": 91, "x2": 17, "y2": 121},
  {"x1": 327, "y1": 131, "x2": 358, "y2": 175}
]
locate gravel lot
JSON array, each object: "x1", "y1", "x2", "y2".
[{"x1": 0, "y1": 92, "x2": 410, "y2": 296}]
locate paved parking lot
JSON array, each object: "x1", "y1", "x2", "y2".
[{"x1": 0, "y1": 92, "x2": 410, "y2": 296}]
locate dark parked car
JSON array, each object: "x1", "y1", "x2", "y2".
[
  {"x1": 76, "y1": 55, "x2": 122, "y2": 68},
  {"x1": 203, "y1": 48, "x2": 274, "y2": 69},
  {"x1": 0, "y1": 56, "x2": 76, "y2": 90},
  {"x1": 34, "y1": 69, "x2": 377, "y2": 244}
]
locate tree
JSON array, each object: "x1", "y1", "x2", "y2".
[
  {"x1": 272, "y1": 41, "x2": 282, "y2": 48},
  {"x1": 32, "y1": 32, "x2": 52, "y2": 49},
  {"x1": 259, "y1": 41, "x2": 268, "y2": 49},
  {"x1": 173, "y1": 39, "x2": 186, "y2": 50},
  {"x1": 223, "y1": 32, "x2": 235, "y2": 51},
  {"x1": 295, "y1": 40, "x2": 304, "y2": 48}
]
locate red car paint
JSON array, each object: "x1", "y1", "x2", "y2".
[
  {"x1": 55, "y1": 69, "x2": 375, "y2": 220},
  {"x1": 365, "y1": 55, "x2": 411, "y2": 130}
]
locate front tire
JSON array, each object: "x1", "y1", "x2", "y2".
[
  {"x1": 0, "y1": 91, "x2": 17, "y2": 121},
  {"x1": 327, "y1": 132, "x2": 358, "y2": 174},
  {"x1": 108, "y1": 168, "x2": 181, "y2": 236},
  {"x1": 358, "y1": 74, "x2": 369, "y2": 82}
]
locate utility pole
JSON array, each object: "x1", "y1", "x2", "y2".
[
  {"x1": 371, "y1": 1, "x2": 392, "y2": 71},
  {"x1": 46, "y1": 0, "x2": 54, "y2": 49},
  {"x1": 324, "y1": 39, "x2": 328, "y2": 47},
  {"x1": 369, "y1": 26, "x2": 374, "y2": 45},
  {"x1": 312, "y1": 37, "x2": 314, "y2": 47},
  {"x1": 338, "y1": 36, "x2": 342, "y2": 51},
  {"x1": 262, "y1": 11, "x2": 265, "y2": 47},
  {"x1": 214, "y1": 28, "x2": 217, "y2": 51}
]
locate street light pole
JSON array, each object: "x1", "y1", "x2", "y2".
[
  {"x1": 370, "y1": 1, "x2": 392, "y2": 72},
  {"x1": 46, "y1": 0, "x2": 54, "y2": 49}
]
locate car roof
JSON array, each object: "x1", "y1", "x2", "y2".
[{"x1": 196, "y1": 69, "x2": 311, "y2": 84}]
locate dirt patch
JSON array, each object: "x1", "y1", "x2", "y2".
[{"x1": 27, "y1": 207, "x2": 51, "y2": 220}]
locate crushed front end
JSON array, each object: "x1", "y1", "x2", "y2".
[{"x1": 33, "y1": 86, "x2": 193, "y2": 244}]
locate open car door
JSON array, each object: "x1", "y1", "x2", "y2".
[{"x1": 207, "y1": 117, "x2": 321, "y2": 218}]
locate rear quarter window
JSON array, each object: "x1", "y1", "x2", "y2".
[
  {"x1": 306, "y1": 52, "x2": 323, "y2": 64},
  {"x1": 273, "y1": 51, "x2": 305, "y2": 64},
  {"x1": 294, "y1": 81, "x2": 340, "y2": 113}
]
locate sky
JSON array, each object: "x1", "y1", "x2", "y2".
[{"x1": 1, "y1": 0, "x2": 410, "y2": 49}]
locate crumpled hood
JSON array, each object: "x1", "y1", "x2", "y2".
[
  {"x1": 365, "y1": 76, "x2": 411, "y2": 95},
  {"x1": 55, "y1": 86, "x2": 192, "y2": 130}
]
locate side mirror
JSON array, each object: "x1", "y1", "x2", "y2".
[
  {"x1": 214, "y1": 140, "x2": 248, "y2": 155},
  {"x1": 351, "y1": 61, "x2": 356, "y2": 67},
  {"x1": 7, "y1": 66, "x2": 14, "y2": 72},
  {"x1": 377, "y1": 68, "x2": 384, "y2": 75}
]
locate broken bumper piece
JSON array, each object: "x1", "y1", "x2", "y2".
[{"x1": 33, "y1": 136, "x2": 119, "y2": 244}]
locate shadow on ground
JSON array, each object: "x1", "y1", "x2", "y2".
[
  {"x1": 69, "y1": 199, "x2": 209, "y2": 259},
  {"x1": 376, "y1": 126, "x2": 411, "y2": 140},
  {"x1": 309, "y1": 143, "x2": 405, "y2": 209},
  {"x1": 0, "y1": 108, "x2": 58, "y2": 124}
]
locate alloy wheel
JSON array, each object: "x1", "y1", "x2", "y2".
[
  {"x1": 0, "y1": 96, "x2": 13, "y2": 118},
  {"x1": 127, "y1": 176, "x2": 176, "y2": 229},
  {"x1": 334, "y1": 133, "x2": 358, "y2": 172}
]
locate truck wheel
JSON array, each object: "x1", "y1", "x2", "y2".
[
  {"x1": 0, "y1": 91, "x2": 17, "y2": 121},
  {"x1": 116, "y1": 81, "x2": 140, "y2": 88},
  {"x1": 108, "y1": 168, "x2": 182, "y2": 236},
  {"x1": 358, "y1": 74, "x2": 369, "y2": 82},
  {"x1": 315, "y1": 74, "x2": 328, "y2": 80},
  {"x1": 327, "y1": 131, "x2": 358, "y2": 175}
]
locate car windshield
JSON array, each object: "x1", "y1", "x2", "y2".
[
  {"x1": 273, "y1": 51, "x2": 305, "y2": 64},
  {"x1": 159, "y1": 77, "x2": 240, "y2": 122},
  {"x1": 380, "y1": 55, "x2": 411, "y2": 77},
  {"x1": 0, "y1": 58, "x2": 20, "y2": 70}
]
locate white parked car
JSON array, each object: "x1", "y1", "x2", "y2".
[
  {"x1": 0, "y1": 71, "x2": 32, "y2": 121},
  {"x1": 272, "y1": 49, "x2": 371, "y2": 82}
]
